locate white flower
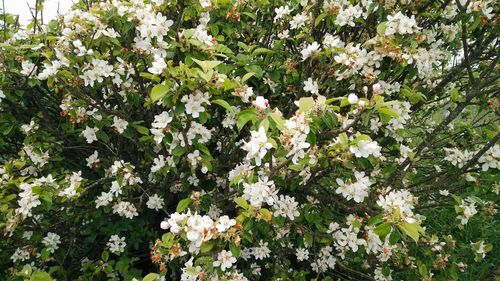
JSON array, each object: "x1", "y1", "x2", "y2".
[
  {"x1": 151, "y1": 155, "x2": 167, "y2": 173},
  {"x1": 301, "y1": 42, "x2": 320, "y2": 61},
  {"x1": 213, "y1": 250, "x2": 237, "y2": 271},
  {"x1": 181, "y1": 90, "x2": 210, "y2": 118},
  {"x1": 107, "y1": 235, "x2": 126, "y2": 254},
  {"x1": 95, "y1": 192, "x2": 113, "y2": 208},
  {"x1": 82, "y1": 126, "x2": 99, "y2": 144},
  {"x1": 11, "y1": 248, "x2": 30, "y2": 263},
  {"x1": 146, "y1": 194, "x2": 164, "y2": 211},
  {"x1": 185, "y1": 213, "x2": 214, "y2": 250},
  {"x1": 42, "y1": 232, "x2": 61, "y2": 253},
  {"x1": 207, "y1": 204, "x2": 222, "y2": 219},
  {"x1": 86, "y1": 150, "x2": 99, "y2": 168},
  {"x1": 59, "y1": 171, "x2": 83, "y2": 198},
  {"x1": 274, "y1": 6, "x2": 292, "y2": 22},
  {"x1": 216, "y1": 215, "x2": 236, "y2": 232},
  {"x1": 253, "y1": 96, "x2": 269, "y2": 110},
  {"x1": 80, "y1": 58, "x2": 113, "y2": 87},
  {"x1": 347, "y1": 93, "x2": 359, "y2": 104},
  {"x1": 439, "y1": 190, "x2": 450, "y2": 196},
  {"x1": 243, "y1": 177, "x2": 276, "y2": 208},
  {"x1": 385, "y1": 12, "x2": 418, "y2": 36},
  {"x1": 323, "y1": 34, "x2": 345, "y2": 48},
  {"x1": 252, "y1": 240, "x2": 271, "y2": 260},
  {"x1": 21, "y1": 60, "x2": 37, "y2": 76},
  {"x1": 296, "y1": 247, "x2": 309, "y2": 261},
  {"x1": 303, "y1": 78, "x2": 319, "y2": 95},
  {"x1": 152, "y1": 111, "x2": 173, "y2": 129},
  {"x1": 335, "y1": 171, "x2": 372, "y2": 203},
  {"x1": 350, "y1": 140, "x2": 382, "y2": 158},
  {"x1": 200, "y1": 0, "x2": 211, "y2": 8},
  {"x1": 20, "y1": 121, "x2": 38, "y2": 134},
  {"x1": 160, "y1": 220, "x2": 169, "y2": 230},
  {"x1": 112, "y1": 201, "x2": 139, "y2": 219},
  {"x1": 148, "y1": 55, "x2": 167, "y2": 75},
  {"x1": 290, "y1": 13, "x2": 308, "y2": 29},
  {"x1": 478, "y1": 145, "x2": 499, "y2": 171},
  {"x1": 187, "y1": 150, "x2": 202, "y2": 168},
  {"x1": 112, "y1": 116, "x2": 128, "y2": 134},
  {"x1": 242, "y1": 126, "x2": 273, "y2": 166},
  {"x1": 233, "y1": 86, "x2": 254, "y2": 103},
  {"x1": 457, "y1": 198, "x2": 477, "y2": 224},
  {"x1": 0, "y1": 90, "x2": 4, "y2": 102},
  {"x1": 273, "y1": 195, "x2": 300, "y2": 220},
  {"x1": 376, "y1": 190, "x2": 416, "y2": 222}
]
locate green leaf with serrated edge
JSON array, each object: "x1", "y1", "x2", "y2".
[
  {"x1": 143, "y1": 273, "x2": 159, "y2": 281},
  {"x1": 212, "y1": 99, "x2": 233, "y2": 112},
  {"x1": 368, "y1": 215, "x2": 384, "y2": 226},
  {"x1": 151, "y1": 84, "x2": 168, "y2": 102},
  {"x1": 176, "y1": 198, "x2": 192, "y2": 212},
  {"x1": 377, "y1": 22, "x2": 387, "y2": 36},
  {"x1": 251, "y1": 48, "x2": 273, "y2": 56},
  {"x1": 374, "y1": 223, "x2": 392, "y2": 238},
  {"x1": 377, "y1": 107, "x2": 399, "y2": 118},
  {"x1": 398, "y1": 222, "x2": 424, "y2": 242},
  {"x1": 298, "y1": 97, "x2": 314, "y2": 112},
  {"x1": 315, "y1": 12, "x2": 329, "y2": 27},
  {"x1": 30, "y1": 271, "x2": 52, "y2": 281},
  {"x1": 234, "y1": 197, "x2": 249, "y2": 210},
  {"x1": 192, "y1": 58, "x2": 222, "y2": 73},
  {"x1": 268, "y1": 110, "x2": 285, "y2": 131},
  {"x1": 200, "y1": 241, "x2": 214, "y2": 253},
  {"x1": 241, "y1": 72, "x2": 255, "y2": 83},
  {"x1": 259, "y1": 208, "x2": 272, "y2": 221}
]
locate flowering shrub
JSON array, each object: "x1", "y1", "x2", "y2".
[{"x1": 0, "y1": 0, "x2": 499, "y2": 280}]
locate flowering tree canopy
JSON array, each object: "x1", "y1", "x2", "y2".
[{"x1": 0, "y1": 0, "x2": 499, "y2": 280}]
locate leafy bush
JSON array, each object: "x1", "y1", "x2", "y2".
[{"x1": 0, "y1": 0, "x2": 498, "y2": 280}]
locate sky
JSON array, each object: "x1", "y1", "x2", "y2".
[{"x1": 3, "y1": 0, "x2": 72, "y2": 25}]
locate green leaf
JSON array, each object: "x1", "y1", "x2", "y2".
[
  {"x1": 234, "y1": 197, "x2": 249, "y2": 210},
  {"x1": 298, "y1": 97, "x2": 315, "y2": 113},
  {"x1": 315, "y1": 12, "x2": 329, "y2": 27},
  {"x1": 269, "y1": 111, "x2": 285, "y2": 131},
  {"x1": 241, "y1": 12, "x2": 257, "y2": 20},
  {"x1": 377, "y1": 22, "x2": 387, "y2": 36},
  {"x1": 368, "y1": 215, "x2": 384, "y2": 226},
  {"x1": 389, "y1": 231, "x2": 400, "y2": 245},
  {"x1": 229, "y1": 242, "x2": 241, "y2": 258},
  {"x1": 131, "y1": 124, "x2": 149, "y2": 135},
  {"x1": 31, "y1": 271, "x2": 52, "y2": 281},
  {"x1": 374, "y1": 223, "x2": 392, "y2": 239},
  {"x1": 197, "y1": 68, "x2": 214, "y2": 82},
  {"x1": 212, "y1": 99, "x2": 234, "y2": 113},
  {"x1": 304, "y1": 233, "x2": 313, "y2": 246},
  {"x1": 200, "y1": 241, "x2": 215, "y2": 253},
  {"x1": 244, "y1": 65, "x2": 264, "y2": 78},
  {"x1": 143, "y1": 273, "x2": 159, "y2": 281},
  {"x1": 101, "y1": 251, "x2": 109, "y2": 262},
  {"x1": 176, "y1": 198, "x2": 192, "y2": 213},
  {"x1": 151, "y1": 84, "x2": 169, "y2": 102},
  {"x1": 161, "y1": 233, "x2": 175, "y2": 248},
  {"x1": 241, "y1": 72, "x2": 255, "y2": 83},
  {"x1": 236, "y1": 109, "x2": 258, "y2": 131},
  {"x1": 259, "y1": 208, "x2": 272, "y2": 221},
  {"x1": 139, "y1": 72, "x2": 160, "y2": 82},
  {"x1": 377, "y1": 107, "x2": 399, "y2": 118},
  {"x1": 398, "y1": 222, "x2": 424, "y2": 242},
  {"x1": 192, "y1": 58, "x2": 222, "y2": 73},
  {"x1": 251, "y1": 48, "x2": 273, "y2": 57},
  {"x1": 450, "y1": 88, "x2": 465, "y2": 102}
]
